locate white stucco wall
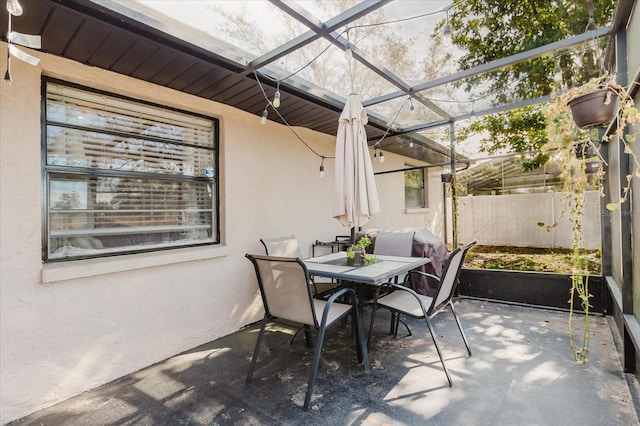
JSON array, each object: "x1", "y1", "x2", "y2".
[
  {"x1": 0, "y1": 44, "x2": 444, "y2": 423},
  {"x1": 369, "y1": 164, "x2": 447, "y2": 235}
]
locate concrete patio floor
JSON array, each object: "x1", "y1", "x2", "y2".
[{"x1": 8, "y1": 299, "x2": 640, "y2": 425}]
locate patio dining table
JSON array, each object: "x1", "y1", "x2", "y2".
[
  {"x1": 303, "y1": 251, "x2": 431, "y2": 288},
  {"x1": 304, "y1": 251, "x2": 430, "y2": 320},
  {"x1": 358, "y1": 228, "x2": 448, "y2": 297},
  {"x1": 304, "y1": 252, "x2": 431, "y2": 346}
]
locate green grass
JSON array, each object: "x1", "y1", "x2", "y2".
[{"x1": 464, "y1": 245, "x2": 601, "y2": 275}]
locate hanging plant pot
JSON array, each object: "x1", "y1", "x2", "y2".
[
  {"x1": 574, "y1": 141, "x2": 598, "y2": 159},
  {"x1": 568, "y1": 88, "x2": 619, "y2": 130}
]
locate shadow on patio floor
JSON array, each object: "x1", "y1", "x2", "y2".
[{"x1": 9, "y1": 299, "x2": 640, "y2": 425}]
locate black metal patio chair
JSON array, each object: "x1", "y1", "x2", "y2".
[
  {"x1": 369, "y1": 241, "x2": 476, "y2": 386},
  {"x1": 244, "y1": 253, "x2": 370, "y2": 411},
  {"x1": 370, "y1": 229, "x2": 416, "y2": 340},
  {"x1": 261, "y1": 235, "x2": 341, "y2": 298}
]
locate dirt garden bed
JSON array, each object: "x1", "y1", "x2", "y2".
[{"x1": 464, "y1": 245, "x2": 601, "y2": 275}]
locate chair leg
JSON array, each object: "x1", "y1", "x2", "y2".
[
  {"x1": 246, "y1": 316, "x2": 268, "y2": 384},
  {"x1": 449, "y1": 301, "x2": 472, "y2": 356},
  {"x1": 303, "y1": 324, "x2": 328, "y2": 411},
  {"x1": 393, "y1": 315, "x2": 412, "y2": 338},
  {"x1": 341, "y1": 295, "x2": 352, "y2": 329},
  {"x1": 425, "y1": 317, "x2": 453, "y2": 387},
  {"x1": 289, "y1": 325, "x2": 313, "y2": 347}
]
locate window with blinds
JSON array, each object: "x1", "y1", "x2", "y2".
[{"x1": 43, "y1": 80, "x2": 219, "y2": 261}]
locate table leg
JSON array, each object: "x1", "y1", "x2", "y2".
[{"x1": 367, "y1": 286, "x2": 382, "y2": 349}]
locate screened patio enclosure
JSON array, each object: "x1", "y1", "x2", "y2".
[{"x1": 1, "y1": 0, "x2": 639, "y2": 423}]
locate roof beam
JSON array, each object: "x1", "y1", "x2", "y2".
[
  {"x1": 363, "y1": 26, "x2": 612, "y2": 107},
  {"x1": 347, "y1": 43, "x2": 452, "y2": 120},
  {"x1": 449, "y1": 94, "x2": 552, "y2": 123},
  {"x1": 268, "y1": 0, "x2": 452, "y2": 121},
  {"x1": 381, "y1": 94, "x2": 551, "y2": 136},
  {"x1": 245, "y1": 0, "x2": 390, "y2": 73}
]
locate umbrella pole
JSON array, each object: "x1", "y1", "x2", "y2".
[{"x1": 350, "y1": 227, "x2": 355, "y2": 245}]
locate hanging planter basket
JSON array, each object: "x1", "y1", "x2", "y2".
[
  {"x1": 568, "y1": 88, "x2": 619, "y2": 130},
  {"x1": 574, "y1": 141, "x2": 598, "y2": 159}
]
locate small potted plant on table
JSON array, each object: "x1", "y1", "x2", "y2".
[{"x1": 346, "y1": 236, "x2": 377, "y2": 266}]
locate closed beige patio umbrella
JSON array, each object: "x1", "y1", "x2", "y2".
[{"x1": 333, "y1": 93, "x2": 380, "y2": 235}]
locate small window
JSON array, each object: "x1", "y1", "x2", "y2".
[
  {"x1": 43, "y1": 80, "x2": 219, "y2": 261},
  {"x1": 405, "y1": 166, "x2": 427, "y2": 209}
]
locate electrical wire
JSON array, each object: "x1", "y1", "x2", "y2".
[
  {"x1": 255, "y1": 3, "x2": 457, "y2": 94},
  {"x1": 254, "y1": 71, "x2": 334, "y2": 160},
  {"x1": 253, "y1": 2, "x2": 610, "y2": 155},
  {"x1": 347, "y1": 4, "x2": 454, "y2": 30},
  {"x1": 258, "y1": 25, "x2": 355, "y2": 85},
  {"x1": 455, "y1": 35, "x2": 609, "y2": 118},
  {"x1": 373, "y1": 97, "x2": 411, "y2": 149},
  {"x1": 257, "y1": 0, "x2": 604, "y2": 115}
]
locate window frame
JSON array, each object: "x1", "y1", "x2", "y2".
[
  {"x1": 404, "y1": 165, "x2": 428, "y2": 210},
  {"x1": 41, "y1": 78, "x2": 220, "y2": 262}
]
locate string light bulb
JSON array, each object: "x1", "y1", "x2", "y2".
[
  {"x1": 470, "y1": 100, "x2": 476, "y2": 119},
  {"x1": 379, "y1": 150, "x2": 385, "y2": 163},
  {"x1": 319, "y1": 156, "x2": 325, "y2": 178},
  {"x1": 6, "y1": 0, "x2": 23, "y2": 16},
  {"x1": 409, "y1": 140, "x2": 414, "y2": 148},
  {"x1": 553, "y1": 57, "x2": 563, "y2": 84},
  {"x1": 409, "y1": 98, "x2": 415, "y2": 111},
  {"x1": 443, "y1": 10, "x2": 451, "y2": 36},
  {"x1": 273, "y1": 91, "x2": 281, "y2": 108},
  {"x1": 344, "y1": 44, "x2": 352, "y2": 60},
  {"x1": 344, "y1": 29, "x2": 352, "y2": 60},
  {"x1": 273, "y1": 81, "x2": 281, "y2": 108},
  {"x1": 260, "y1": 106, "x2": 268, "y2": 125}
]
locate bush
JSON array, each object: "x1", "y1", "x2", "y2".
[{"x1": 464, "y1": 245, "x2": 601, "y2": 275}]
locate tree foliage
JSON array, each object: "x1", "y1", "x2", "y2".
[
  {"x1": 449, "y1": 0, "x2": 614, "y2": 98},
  {"x1": 444, "y1": 0, "x2": 616, "y2": 168},
  {"x1": 458, "y1": 105, "x2": 549, "y2": 171},
  {"x1": 53, "y1": 192, "x2": 80, "y2": 210}
]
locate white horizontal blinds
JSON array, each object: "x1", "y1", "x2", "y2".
[
  {"x1": 46, "y1": 127, "x2": 213, "y2": 175},
  {"x1": 45, "y1": 81, "x2": 217, "y2": 260},
  {"x1": 49, "y1": 176, "x2": 213, "y2": 212},
  {"x1": 46, "y1": 83, "x2": 214, "y2": 177},
  {"x1": 46, "y1": 83, "x2": 214, "y2": 147},
  {"x1": 48, "y1": 175, "x2": 214, "y2": 259}
]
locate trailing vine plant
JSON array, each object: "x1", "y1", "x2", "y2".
[
  {"x1": 451, "y1": 171, "x2": 459, "y2": 250},
  {"x1": 541, "y1": 73, "x2": 639, "y2": 363}
]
